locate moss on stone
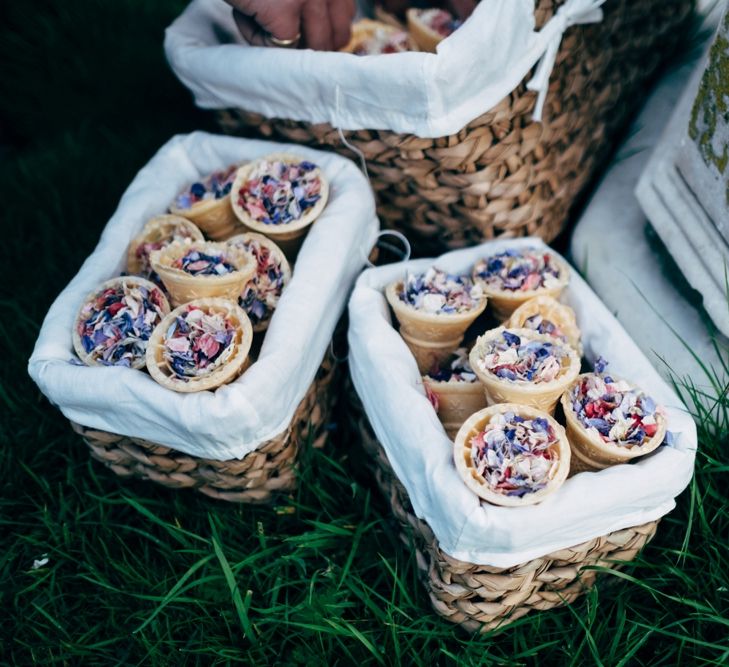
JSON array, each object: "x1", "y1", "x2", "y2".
[{"x1": 689, "y1": 10, "x2": 729, "y2": 205}]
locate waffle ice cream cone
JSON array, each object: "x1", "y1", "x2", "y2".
[
  {"x1": 400, "y1": 329, "x2": 463, "y2": 372},
  {"x1": 150, "y1": 239, "x2": 255, "y2": 307},
  {"x1": 340, "y1": 19, "x2": 417, "y2": 54},
  {"x1": 406, "y1": 8, "x2": 460, "y2": 52},
  {"x1": 423, "y1": 347, "x2": 486, "y2": 439},
  {"x1": 126, "y1": 215, "x2": 204, "y2": 277},
  {"x1": 373, "y1": 6, "x2": 405, "y2": 28},
  {"x1": 170, "y1": 197, "x2": 240, "y2": 240},
  {"x1": 506, "y1": 296, "x2": 582, "y2": 356},
  {"x1": 424, "y1": 378, "x2": 487, "y2": 439},
  {"x1": 561, "y1": 373, "x2": 667, "y2": 474},
  {"x1": 454, "y1": 403, "x2": 571, "y2": 507},
  {"x1": 226, "y1": 232, "x2": 292, "y2": 332},
  {"x1": 146, "y1": 298, "x2": 253, "y2": 393},
  {"x1": 473, "y1": 249, "x2": 570, "y2": 321},
  {"x1": 230, "y1": 154, "x2": 328, "y2": 260},
  {"x1": 469, "y1": 327, "x2": 580, "y2": 413},
  {"x1": 169, "y1": 165, "x2": 242, "y2": 240},
  {"x1": 73, "y1": 276, "x2": 170, "y2": 369},
  {"x1": 385, "y1": 279, "x2": 486, "y2": 374}
]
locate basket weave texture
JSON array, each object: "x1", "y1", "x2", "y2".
[
  {"x1": 352, "y1": 396, "x2": 659, "y2": 632},
  {"x1": 215, "y1": 0, "x2": 693, "y2": 255},
  {"x1": 71, "y1": 353, "x2": 338, "y2": 503}
]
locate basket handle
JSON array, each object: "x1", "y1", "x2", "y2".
[
  {"x1": 527, "y1": 0, "x2": 606, "y2": 121},
  {"x1": 365, "y1": 230, "x2": 412, "y2": 269},
  {"x1": 335, "y1": 85, "x2": 370, "y2": 180}
]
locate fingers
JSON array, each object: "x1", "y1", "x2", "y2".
[
  {"x1": 327, "y1": 0, "x2": 355, "y2": 50},
  {"x1": 227, "y1": 0, "x2": 304, "y2": 43},
  {"x1": 259, "y1": 0, "x2": 305, "y2": 41},
  {"x1": 301, "y1": 0, "x2": 333, "y2": 51},
  {"x1": 233, "y1": 9, "x2": 268, "y2": 46},
  {"x1": 227, "y1": 0, "x2": 358, "y2": 51}
]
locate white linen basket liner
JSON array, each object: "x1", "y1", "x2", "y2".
[
  {"x1": 28, "y1": 131, "x2": 379, "y2": 461},
  {"x1": 164, "y1": 0, "x2": 607, "y2": 136},
  {"x1": 348, "y1": 237, "x2": 696, "y2": 567}
]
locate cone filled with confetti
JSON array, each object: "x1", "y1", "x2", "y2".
[
  {"x1": 226, "y1": 232, "x2": 292, "y2": 333},
  {"x1": 385, "y1": 268, "x2": 487, "y2": 374},
  {"x1": 150, "y1": 239, "x2": 256, "y2": 307},
  {"x1": 340, "y1": 19, "x2": 417, "y2": 54},
  {"x1": 73, "y1": 276, "x2": 170, "y2": 369},
  {"x1": 469, "y1": 327, "x2": 580, "y2": 413},
  {"x1": 472, "y1": 247, "x2": 570, "y2": 321},
  {"x1": 126, "y1": 214, "x2": 204, "y2": 278},
  {"x1": 454, "y1": 403, "x2": 571, "y2": 507},
  {"x1": 406, "y1": 8, "x2": 461, "y2": 52},
  {"x1": 169, "y1": 165, "x2": 242, "y2": 240},
  {"x1": 230, "y1": 153, "x2": 329, "y2": 259},
  {"x1": 422, "y1": 348, "x2": 487, "y2": 439},
  {"x1": 506, "y1": 296, "x2": 582, "y2": 356},
  {"x1": 146, "y1": 298, "x2": 253, "y2": 393},
  {"x1": 560, "y1": 360, "x2": 667, "y2": 474}
]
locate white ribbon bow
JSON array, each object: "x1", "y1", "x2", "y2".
[{"x1": 527, "y1": 0, "x2": 607, "y2": 122}]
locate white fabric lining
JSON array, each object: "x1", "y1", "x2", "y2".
[
  {"x1": 348, "y1": 238, "x2": 696, "y2": 567},
  {"x1": 164, "y1": 0, "x2": 606, "y2": 137},
  {"x1": 28, "y1": 131, "x2": 379, "y2": 461}
]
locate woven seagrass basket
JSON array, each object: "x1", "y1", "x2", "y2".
[
  {"x1": 216, "y1": 0, "x2": 693, "y2": 255},
  {"x1": 350, "y1": 394, "x2": 659, "y2": 632},
  {"x1": 71, "y1": 352, "x2": 339, "y2": 503}
]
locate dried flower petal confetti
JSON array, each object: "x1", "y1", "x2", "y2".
[
  {"x1": 162, "y1": 305, "x2": 236, "y2": 381},
  {"x1": 423, "y1": 382, "x2": 440, "y2": 411},
  {"x1": 172, "y1": 249, "x2": 236, "y2": 276},
  {"x1": 174, "y1": 165, "x2": 237, "y2": 210},
  {"x1": 415, "y1": 8, "x2": 462, "y2": 37},
  {"x1": 236, "y1": 159, "x2": 322, "y2": 226},
  {"x1": 398, "y1": 268, "x2": 483, "y2": 315},
  {"x1": 470, "y1": 411, "x2": 560, "y2": 497},
  {"x1": 354, "y1": 28, "x2": 411, "y2": 55},
  {"x1": 75, "y1": 280, "x2": 168, "y2": 368},
  {"x1": 473, "y1": 248, "x2": 563, "y2": 292},
  {"x1": 425, "y1": 348, "x2": 477, "y2": 383},
  {"x1": 228, "y1": 236, "x2": 289, "y2": 327},
  {"x1": 345, "y1": 20, "x2": 414, "y2": 55},
  {"x1": 521, "y1": 313, "x2": 567, "y2": 340},
  {"x1": 474, "y1": 329, "x2": 569, "y2": 383},
  {"x1": 569, "y1": 358, "x2": 664, "y2": 448},
  {"x1": 506, "y1": 297, "x2": 581, "y2": 356}
]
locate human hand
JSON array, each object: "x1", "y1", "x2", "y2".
[{"x1": 224, "y1": 0, "x2": 356, "y2": 51}]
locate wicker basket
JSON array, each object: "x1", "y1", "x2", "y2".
[
  {"x1": 215, "y1": 0, "x2": 693, "y2": 255},
  {"x1": 71, "y1": 352, "x2": 339, "y2": 503},
  {"x1": 351, "y1": 394, "x2": 659, "y2": 632}
]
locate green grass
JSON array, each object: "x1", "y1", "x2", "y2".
[{"x1": 1, "y1": 1, "x2": 729, "y2": 664}]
